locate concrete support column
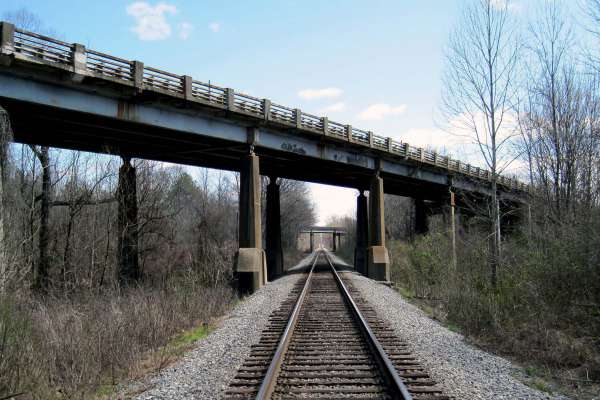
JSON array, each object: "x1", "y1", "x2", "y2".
[
  {"x1": 367, "y1": 173, "x2": 390, "y2": 281},
  {"x1": 414, "y1": 198, "x2": 429, "y2": 235},
  {"x1": 117, "y1": 157, "x2": 140, "y2": 284},
  {"x1": 354, "y1": 191, "x2": 368, "y2": 274},
  {"x1": 235, "y1": 149, "x2": 266, "y2": 294},
  {"x1": 332, "y1": 231, "x2": 337, "y2": 252},
  {"x1": 449, "y1": 190, "x2": 457, "y2": 271},
  {"x1": 310, "y1": 231, "x2": 314, "y2": 253},
  {"x1": 0, "y1": 22, "x2": 15, "y2": 55},
  {"x1": 265, "y1": 176, "x2": 283, "y2": 280}
]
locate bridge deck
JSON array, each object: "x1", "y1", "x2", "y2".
[{"x1": 0, "y1": 22, "x2": 526, "y2": 201}]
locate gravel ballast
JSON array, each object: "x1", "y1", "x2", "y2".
[
  {"x1": 130, "y1": 272, "x2": 301, "y2": 400},
  {"x1": 345, "y1": 271, "x2": 569, "y2": 400},
  {"x1": 127, "y1": 250, "x2": 568, "y2": 399}
]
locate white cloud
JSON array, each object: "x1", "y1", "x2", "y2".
[
  {"x1": 127, "y1": 2, "x2": 177, "y2": 41},
  {"x1": 319, "y1": 102, "x2": 346, "y2": 114},
  {"x1": 490, "y1": 0, "x2": 521, "y2": 12},
  {"x1": 298, "y1": 87, "x2": 343, "y2": 100},
  {"x1": 208, "y1": 21, "x2": 221, "y2": 33},
  {"x1": 357, "y1": 103, "x2": 407, "y2": 121},
  {"x1": 178, "y1": 22, "x2": 193, "y2": 39}
]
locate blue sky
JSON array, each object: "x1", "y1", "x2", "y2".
[{"x1": 0, "y1": 0, "x2": 586, "y2": 222}]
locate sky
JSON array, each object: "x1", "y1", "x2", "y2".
[{"x1": 0, "y1": 0, "x2": 587, "y2": 224}]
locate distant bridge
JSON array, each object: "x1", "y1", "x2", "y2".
[
  {"x1": 299, "y1": 226, "x2": 347, "y2": 253},
  {"x1": 0, "y1": 22, "x2": 528, "y2": 293}
]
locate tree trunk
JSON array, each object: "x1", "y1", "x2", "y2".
[
  {"x1": 62, "y1": 209, "x2": 74, "y2": 291},
  {"x1": 35, "y1": 146, "x2": 51, "y2": 292},
  {"x1": 0, "y1": 154, "x2": 5, "y2": 293},
  {"x1": 0, "y1": 108, "x2": 10, "y2": 293},
  {"x1": 489, "y1": 180, "x2": 500, "y2": 288}
]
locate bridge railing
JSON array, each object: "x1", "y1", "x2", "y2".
[
  {"x1": 0, "y1": 22, "x2": 528, "y2": 192},
  {"x1": 13, "y1": 29, "x2": 72, "y2": 65},
  {"x1": 86, "y1": 50, "x2": 133, "y2": 82}
]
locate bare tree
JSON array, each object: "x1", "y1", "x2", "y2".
[
  {"x1": 519, "y1": 2, "x2": 597, "y2": 219},
  {"x1": 278, "y1": 179, "x2": 317, "y2": 250},
  {"x1": 442, "y1": 0, "x2": 520, "y2": 286},
  {"x1": 2, "y1": 9, "x2": 53, "y2": 291},
  {"x1": 0, "y1": 107, "x2": 12, "y2": 293}
]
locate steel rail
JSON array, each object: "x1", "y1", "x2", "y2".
[
  {"x1": 254, "y1": 251, "x2": 321, "y2": 400},
  {"x1": 323, "y1": 251, "x2": 414, "y2": 400}
]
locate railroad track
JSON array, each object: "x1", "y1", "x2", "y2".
[{"x1": 224, "y1": 250, "x2": 450, "y2": 399}]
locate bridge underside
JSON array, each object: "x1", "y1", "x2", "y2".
[
  {"x1": 0, "y1": 43, "x2": 527, "y2": 294},
  {"x1": 1, "y1": 97, "x2": 452, "y2": 200}
]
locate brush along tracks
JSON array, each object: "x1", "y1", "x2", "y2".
[{"x1": 224, "y1": 251, "x2": 450, "y2": 400}]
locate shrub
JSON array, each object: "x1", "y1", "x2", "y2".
[{"x1": 0, "y1": 273, "x2": 235, "y2": 399}]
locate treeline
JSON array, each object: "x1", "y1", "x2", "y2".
[
  {"x1": 0, "y1": 10, "x2": 319, "y2": 398},
  {"x1": 0, "y1": 145, "x2": 316, "y2": 293},
  {"x1": 388, "y1": 1, "x2": 600, "y2": 397},
  {"x1": 0, "y1": 135, "x2": 315, "y2": 398}
]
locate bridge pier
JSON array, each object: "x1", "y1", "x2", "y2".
[
  {"x1": 367, "y1": 174, "x2": 390, "y2": 281},
  {"x1": 266, "y1": 176, "x2": 283, "y2": 280},
  {"x1": 354, "y1": 191, "x2": 368, "y2": 274},
  {"x1": 117, "y1": 157, "x2": 140, "y2": 284},
  {"x1": 332, "y1": 231, "x2": 337, "y2": 252},
  {"x1": 449, "y1": 190, "x2": 457, "y2": 271},
  {"x1": 309, "y1": 231, "x2": 314, "y2": 252},
  {"x1": 235, "y1": 150, "x2": 266, "y2": 294}
]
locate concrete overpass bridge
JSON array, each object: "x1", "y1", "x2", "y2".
[{"x1": 0, "y1": 22, "x2": 528, "y2": 293}]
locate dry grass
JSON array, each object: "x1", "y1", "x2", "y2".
[
  {"x1": 0, "y1": 274, "x2": 235, "y2": 399},
  {"x1": 388, "y1": 225, "x2": 600, "y2": 399}
]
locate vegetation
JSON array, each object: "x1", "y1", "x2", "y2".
[
  {"x1": 389, "y1": 217, "x2": 600, "y2": 397},
  {"x1": 0, "y1": 15, "x2": 316, "y2": 398},
  {"x1": 385, "y1": 2, "x2": 600, "y2": 397},
  {"x1": 0, "y1": 146, "x2": 315, "y2": 399}
]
